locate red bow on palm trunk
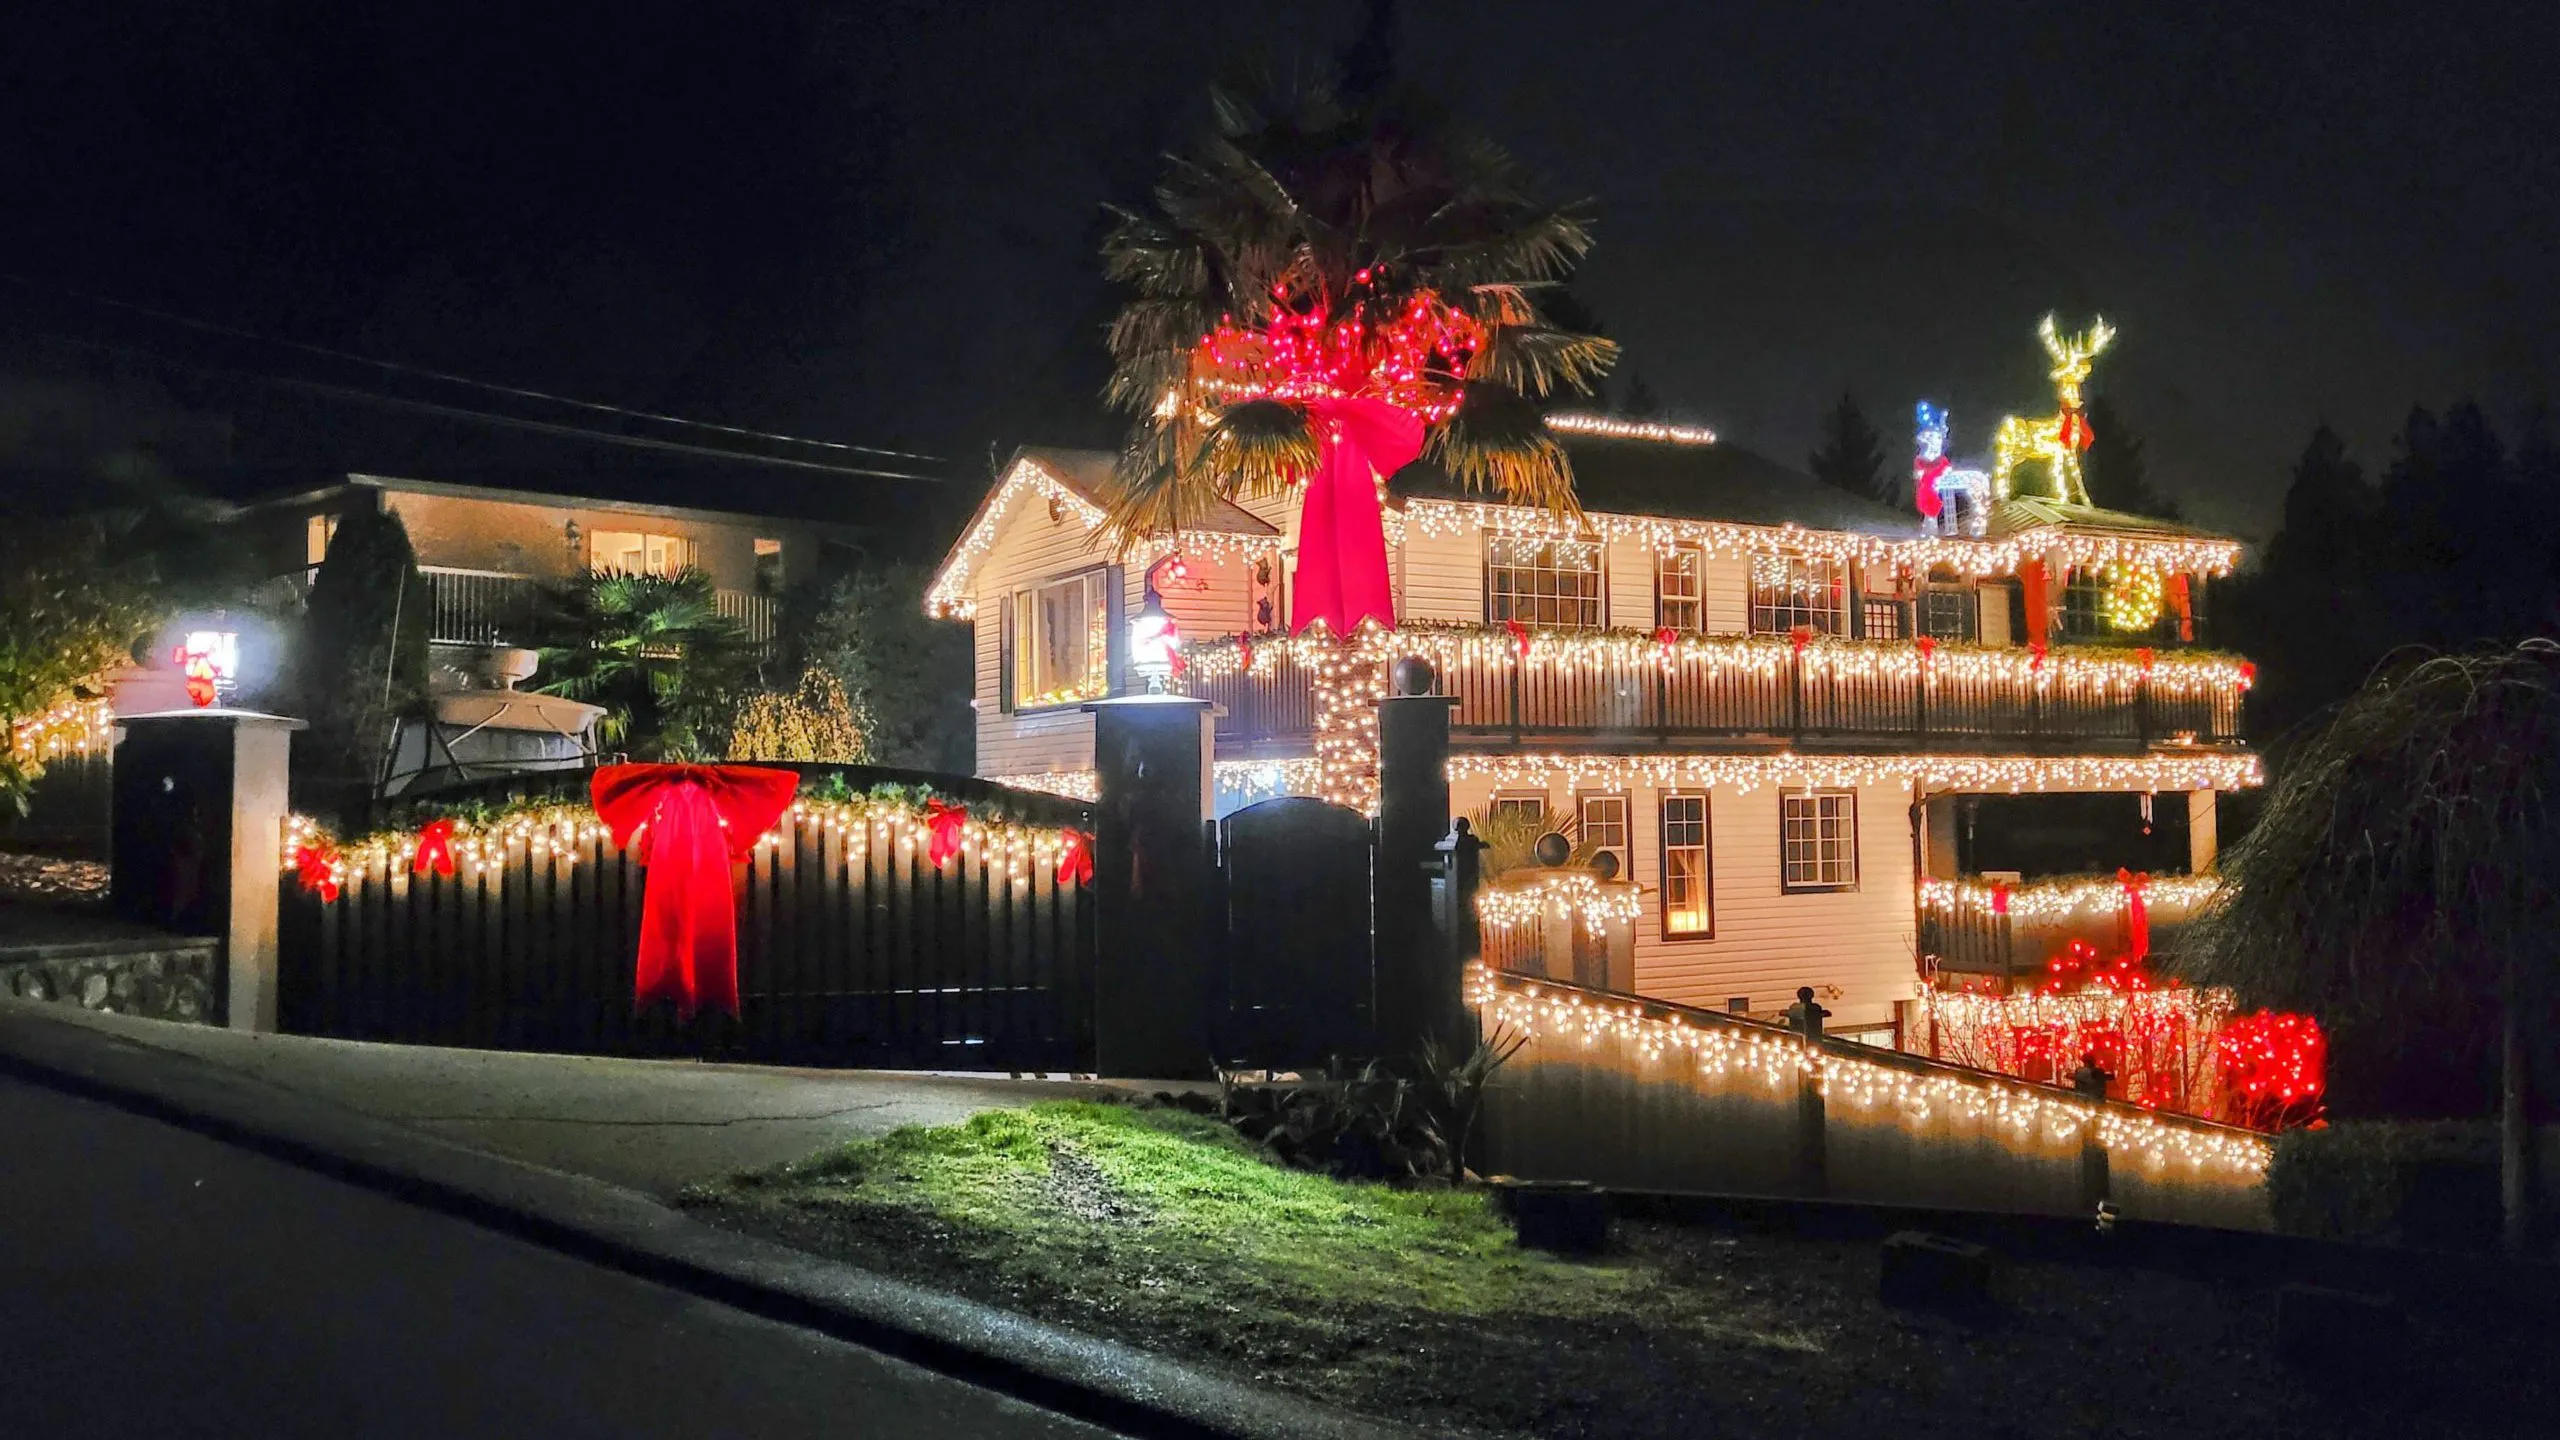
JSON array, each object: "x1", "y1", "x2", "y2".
[
  {"x1": 591, "y1": 764, "x2": 799, "y2": 1020},
  {"x1": 1290, "y1": 397, "x2": 1427, "y2": 635}
]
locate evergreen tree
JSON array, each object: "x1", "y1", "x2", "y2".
[
  {"x1": 290, "y1": 503, "x2": 429, "y2": 820},
  {"x1": 2227, "y1": 424, "x2": 2377, "y2": 741},
  {"x1": 2080, "y1": 395, "x2": 2181, "y2": 519},
  {"x1": 1807, "y1": 392, "x2": 1892, "y2": 504},
  {"x1": 1615, "y1": 371, "x2": 1662, "y2": 419},
  {"x1": 785, "y1": 563, "x2": 973, "y2": 772}
]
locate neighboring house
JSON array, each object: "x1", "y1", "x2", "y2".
[
  {"x1": 926, "y1": 423, "x2": 2257, "y2": 1042},
  {"x1": 241, "y1": 474, "x2": 864, "y2": 790}
]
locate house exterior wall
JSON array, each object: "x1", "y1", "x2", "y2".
[
  {"x1": 377, "y1": 490, "x2": 815, "y2": 592},
  {"x1": 1453, "y1": 772, "x2": 1918, "y2": 1032}
]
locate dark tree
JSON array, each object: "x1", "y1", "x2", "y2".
[
  {"x1": 290, "y1": 503, "x2": 428, "y2": 820},
  {"x1": 1614, "y1": 371, "x2": 1662, "y2": 419},
  {"x1": 1807, "y1": 392, "x2": 1892, "y2": 504},
  {"x1": 2080, "y1": 395, "x2": 2181, "y2": 519},
  {"x1": 784, "y1": 563, "x2": 973, "y2": 772}
]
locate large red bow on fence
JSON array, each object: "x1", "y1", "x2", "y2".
[
  {"x1": 924, "y1": 797, "x2": 968, "y2": 869},
  {"x1": 1290, "y1": 396, "x2": 1426, "y2": 635},
  {"x1": 591, "y1": 763, "x2": 799, "y2": 1020}
]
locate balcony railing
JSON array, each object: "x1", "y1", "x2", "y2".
[
  {"x1": 1176, "y1": 626, "x2": 2250, "y2": 749},
  {"x1": 418, "y1": 568, "x2": 776, "y2": 649},
  {"x1": 1918, "y1": 873, "x2": 2219, "y2": 981}
]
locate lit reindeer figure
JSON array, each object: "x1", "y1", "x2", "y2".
[
  {"x1": 1912, "y1": 402, "x2": 1991, "y2": 537},
  {"x1": 1991, "y1": 314, "x2": 2114, "y2": 505}
]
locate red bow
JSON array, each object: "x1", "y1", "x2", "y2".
[
  {"x1": 1914, "y1": 634, "x2": 1937, "y2": 665},
  {"x1": 412, "y1": 818, "x2": 456, "y2": 878},
  {"x1": 2029, "y1": 639, "x2": 2050, "y2": 673},
  {"x1": 295, "y1": 843, "x2": 340, "y2": 903},
  {"x1": 591, "y1": 763, "x2": 799, "y2": 1020},
  {"x1": 1789, "y1": 624, "x2": 1814, "y2": 657},
  {"x1": 1989, "y1": 882, "x2": 2010, "y2": 917},
  {"x1": 2238, "y1": 661, "x2": 2257, "y2": 689},
  {"x1": 924, "y1": 797, "x2": 969, "y2": 869},
  {"x1": 2057, "y1": 405, "x2": 2094, "y2": 451},
  {"x1": 1237, "y1": 635, "x2": 1254, "y2": 673},
  {"x1": 2133, "y1": 646, "x2": 2155, "y2": 677},
  {"x1": 2117, "y1": 868, "x2": 2151, "y2": 963},
  {"x1": 1056, "y1": 828, "x2": 1095, "y2": 886},
  {"x1": 1913, "y1": 455, "x2": 1951, "y2": 518},
  {"x1": 1654, "y1": 626, "x2": 1679, "y2": 667},
  {"x1": 1292, "y1": 397, "x2": 1426, "y2": 635},
  {"x1": 1504, "y1": 617, "x2": 1531, "y2": 660}
]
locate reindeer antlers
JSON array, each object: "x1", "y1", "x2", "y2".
[{"x1": 2037, "y1": 312, "x2": 2115, "y2": 374}]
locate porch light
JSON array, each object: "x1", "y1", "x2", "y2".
[{"x1": 1128, "y1": 595, "x2": 1180, "y2": 694}]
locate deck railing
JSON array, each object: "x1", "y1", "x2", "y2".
[
  {"x1": 419, "y1": 568, "x2": 775, "y2": 649},
  {"x1": 1178, "y1": 627, "x2": 2250, "y2": 749},
  {"x1": 1917, "y1": 873, "x2": 2220, "y2": 980}
]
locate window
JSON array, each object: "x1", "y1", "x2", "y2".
[
  {"x1": 1487, "y1": 536, "x2": 1604, "y2": 629},
  {"x1": 1660, "y1": 794, "x2": 1713, "y2": 937},
  {"x1": 1576, "y1": 794, "x2": 1629, "y2": 875},
  {"x1": 753, "y1": 538, "x2": 784, "y2": 594},
  {"x1": 1491, "y1": 792, "x2": 1548, "y2": 824},
  {"x1": 304, "y1": 513, "x2": 340, "y2": 569},
  {"x1": 1009, "y1": 570, "x2": 1112, "y2": 710},
  {"x1": 1749, "y1": 554, "x2": 1847, "y2": 636},
  {"x1": 1655, "y1": 547, "x2": 1705, "y2": 632},
  {"x1": 1921, "y1": 576, "x2": 1979, "y2": 642},
  {"x1": 1780, "y1": 790, "x2": 1858, "y2": 891},
  {"x1": 591, "y1": 530, "x2": 695, "y2": 577},
  {"x1": 2059, "y1": 567, "x2": 2109, "y2": 640}
]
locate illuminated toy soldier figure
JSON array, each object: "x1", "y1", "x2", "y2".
[{"x1": 1912, "y1": 402, "x2": 1991, "y2": 537}]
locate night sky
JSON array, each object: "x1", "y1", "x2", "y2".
[{"x1": 4, "y1": 1, "x2": 2553, "y2": 547}]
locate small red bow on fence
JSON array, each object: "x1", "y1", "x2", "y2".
[
  {"x1": 295, "y1": 843, "x2": 340, "y2": 903},
  {"x1": 2238, "y1": 661, "x2": 2257, "y2": 689},
  {"x1": 591, "y1": 763, "x2": 799, "y2": 1020},
  {"x1": 1789, "y1": 624, "x2": 1814, "y2": 658},
  {"x1": 923, "y1": 797, "x2": 969, "y2": 869},
  {"x1": 1504, "y1": 617, "x2": 1530, "y2": 660},
  {"x1": 1654, "y1": 626, "x2": 1679, "y2": 666},
  {"x1": 2134, "y1": 646, "x2": 2155, "y2": 677},
  {"x1": 1990, "y1": 882, "x2": 2010, "y2": 917},
  {"x1": 2117, "y1": 868, "x2": 2151, "y2": 964},
  {"x1": 1914, "y1": 634, "x2": 1937, "y2": 665},
  {"x1": 412, "y1": 818, "x2": 456, "y2": 878},
  {"x1": 1056, "y1": 828, "x2": 1095, "y2": 886},
  {"x1": 1236, "y1": 635, "x2": 1254, "y2": 673},
  {"x1": 2029, "y1": 639, "x2": 2050, "y2": 673}
]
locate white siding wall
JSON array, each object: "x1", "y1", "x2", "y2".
[
  {"x1": 1457, "y1": 773, "x2": 1918, "y2": 1031},
  {"x1": 1382, "y1": 519, "x2": 1757, "y2": 634},
  {"x1": 1397, "y1": 526, "x2": 1482, "y2": 624}
]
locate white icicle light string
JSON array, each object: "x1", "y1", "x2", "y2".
[
  {"x1": 1921, "y1": 872, "x2": 2222, "y2": 921},
  {"x1": 1447, "y1": 750, "x2": 2262, "y2": 796}
]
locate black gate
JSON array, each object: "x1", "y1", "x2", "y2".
[{"x1": 1209, "y1": 796, "x2": 1376, "y2": 1070}]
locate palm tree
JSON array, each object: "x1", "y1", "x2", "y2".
[
  {"x1": 536, "y1": 570, "x2": 751, "y2": 761},
  {"x1": 1100, "y1": 81, "x2": 1618, "y2": 549}
]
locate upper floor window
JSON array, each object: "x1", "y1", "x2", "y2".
[
  {"x1": 753, "y1": 538, "x2": 784, "y2": 594},
  {"x1": 592, "y1": 530, "x2": 695, "y2": 578},
  {"x1": 1780, "y1": 790, "x2": 1858, "y2": 892},
  {"x1": 1488, "y1": 536, "x2": 1603, "y2": 630},
  {"x1": 1656, "y1": 546, "x2": 1705, "y2": 632},
  {"x1": 2058, "y1": 567, "x2": 2110, "y2": 641},
  {"x1": 1749, "y1": 554, "x2": 1846, "y2": 636},
  {"x1": 1009, "y1": 569, "x2": 1111, "y2": 711},
  {"x1": 1659, "y1": 792, "x2": 1713, "y2": 937},
  {"x1": 304, "y1": 513, "x2": 340, "y2": 569},
  {"x1": 1921, "y1": 569, "x2": 1979, "y2": 643},
  {"x1": 1576, "y1": 793, "x2": 1629, "y2": 875}
]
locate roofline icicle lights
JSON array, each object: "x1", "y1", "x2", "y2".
[
  {"x1": 1448, "y1": 751, "x2": 2264, "y2": 795},
  {"x1": 924, "y1": 458, "x2": 1287, "y2": 620},
  {"x1": 1543, "y1": 412, "x2": 1721, "y2": 446}
]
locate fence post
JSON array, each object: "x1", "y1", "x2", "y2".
[
  {"x1": 1085, "y1": 695, "x2": 1216, "y2": 1078},
  {"x1": 109, "y1": 709, "x2": 304, "y2": 1032},
  {"x1": 1377, "y1": 658, "x2": 1468, "y2": 1058}
]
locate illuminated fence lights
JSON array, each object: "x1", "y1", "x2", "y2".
[
  {"x1": 985, "y1": 759, "x2": 1333, "y2": 806},
  {"x1": 1471, "y1": 966, "x2": 2273, "y2": 1175},
  {"x1": 1476, "y1": 870, "x2": 1646, "y2": 931},
  {"x1": 1921, "y1": 873, "x2": 2223, "y2": 922},
  {"x1": 1447, "y1": 750, "x2": 2264, "y2": 796},
  {"x1": 8, "y1": 697, "x2": 115, "y2": 763}
]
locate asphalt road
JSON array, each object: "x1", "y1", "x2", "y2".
[{"x1": 0, "y1": 1075, "x2": 1117, "y2": 1439}]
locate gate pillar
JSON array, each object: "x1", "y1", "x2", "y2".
[
  {"x1": 1376, "y1": 658, "x2": 1466, "y2": 1058},
  {"x1": 1086, "y1": 695, "x2": 1215, "y2": 1078},
  {"x1": 109, "y1": 709, "x2": 303, "y2": 1032}
]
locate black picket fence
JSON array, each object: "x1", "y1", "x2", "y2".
[{"x1": 277, "y1": 766, "x2": 1098, "y2": 1071}]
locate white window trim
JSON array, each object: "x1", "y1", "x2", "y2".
[{"x1": 1779, "y1": 789, "x2": 1859, "y2": 893}]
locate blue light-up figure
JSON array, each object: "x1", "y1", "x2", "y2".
[{"x1": 1914, "y1": 402, "x2": 1991, "y2": 537}]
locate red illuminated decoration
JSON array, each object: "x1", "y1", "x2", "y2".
[
  {"x1": 2214, "y1": 1010, "x2": 2328, "y2": 1130},
  {"x1": 923, "y1": 797, "x2": 969, "y2": 869},
  {"x1": 411, "y1": 818, "x2": 456, "y2": 878},
  {"x1": 294, "y1": 842, "x2": 341, "y2": 903},
  {"x1": 1505, "y1": 617, "x2": 1531, "y2": 659},
  {"x1": 591, "y1": 763, "x2": 800, "y2": 1020},
  {"x1": 2116, "y1": 868, "x2": 2151, "y2": 963},
  {"x1": 173, "y1": 643, "x2": 219, "y2": 707},
  {"x1": 1055, "y1": 828, "x2": 1095, "y2": 886}
]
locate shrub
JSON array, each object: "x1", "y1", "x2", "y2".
[{"x1": 2266, "y1": 1121, "x2": 2536, "y2": 1252}]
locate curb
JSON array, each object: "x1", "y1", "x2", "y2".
[{"x1": 0, "y1": 1002, "x2": 1413, "y2": 1440}]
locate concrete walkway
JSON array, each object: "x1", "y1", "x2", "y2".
[{"x1": 11, "y1": 1003, "x2": 1126, "y2": 1194}]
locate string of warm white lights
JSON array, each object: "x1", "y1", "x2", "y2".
[
  {"x1": 1448, "y1": 750, "x2": 2263, "y2": 796},
  {"x1": 1543, "y1": 411, "x2": 1721, "y2": 446},
  {"x1": 923, "y1": 457, "x2": 1287, "y2": 620},
  {"x1": 1476, "y1": 870, "x2": 1647, "y2": 930},
  {"x1": 985, "y1": 757, "x2": 1334, "y2": 807},
  {"x1": 7, "y1": 697, "x2": 115, "y2": 763},
  {"x1": 284, "y1": 794, "x2": 1090, "y2": 893},
  {"x1": 1921, "y1": 872, "x2": 2223, "y2": 922},
  {"x1": 1403, "y1": 498, "x2": 2241, "y2": 580},
  {"x1": 1470, "y1": 966, "x2": 2272, "y2": 1175}
]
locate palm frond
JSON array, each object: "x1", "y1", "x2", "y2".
[
  {"x1": 1471, "y1": 324, "x2": 1620, "y2": 399},
  {"x1": 1199, "y1": 400, "x2": 1318, "y2": 498},
  {"x1": 1429, "y1": 383, "x2": 1581, "y2": 516}
]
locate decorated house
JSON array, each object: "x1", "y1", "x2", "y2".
[{"x1": 925, "y1": 411, "x2": 2257, "y2": 1045}]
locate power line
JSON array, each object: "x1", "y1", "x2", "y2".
[
  {"x1": 1, "y1": 273, "x2": 944, "y2": 465},
  {"x1": 11, "y1": 328, "x2": 947, "y2": 483}
]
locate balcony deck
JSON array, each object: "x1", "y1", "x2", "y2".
[
  {"x1": 1178, "y1": 627, "x2": 2250, "y2": 752},
  {"x1": 418, "y1": 567, "x2": 776, "y2": 648},
  {"x1": 1918, "y1": 873, "x2": 2218, "y2": 982}
]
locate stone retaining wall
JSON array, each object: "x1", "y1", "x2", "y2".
[{"x1": 1, "y1": 947, "x2": 216, "y2": 1024}]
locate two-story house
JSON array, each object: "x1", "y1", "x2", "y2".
[{"x1": 925, "y1": 422, "x2": 2258, "y2": 1041}]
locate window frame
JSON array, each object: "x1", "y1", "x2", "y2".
[
  {"x1": 589, "y1": 528, "x2": 697, "y2": 578},
  {"x1": 1005, "y1": 566, "x2": 1114, "y2": 714},
  {"x1": 1658, "y1": 790, "x2": 1715, "y2": 940},
  {"x1": 1655, "y1": 545, "x2": 1706, "y2": 633},
  {"x1": 1485, "y1": 533, "x2": 1606, "y2": 630},
  {"x1": 1574, "y1": 791, "x2": 1631, "y2": 876},
  {"x1": 1491, "y1": 790, "x2": 1550, "y2": 825},
  {"x1": 1779, "y1": 789, "x2": 1860, "y2": 893},
  {"x1": 1748, "y1": 553, "x2": 1849, "y2": 637}
]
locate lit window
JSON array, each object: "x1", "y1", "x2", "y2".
[
  {"x1": 1576, "y1": 793, "x2": 1628, "y2": 874},
  {"x1": 305, "y1": 513, "x2": 340, "y2": 569},
  {"x1": 1748, "y1": 554, "x2": 1847, "y2": 636},
  {"x1": 1656, "y1": 546, "x2": 1704, "y2": 632},
  {"x1": 1780, "y1": 791, "x2": 1858, "y2": 891},
  {"x1": 1487, "y1": 536, "x2": 1603, "y2": 629},
  {"x1": 1009, "y1": 571, "x2": 1112, "y2": 710},
  {"x1": 1492, "y1": 792, "x2": 1548, "y2": 824},
  {"x1": 753, "y1": 538, "x2": 784, "y2": 594},
  {"x1": 590, "y1": 530, "x2": 695, "y2": 577},
  {"x1": 1660, "y1": 793, "x2": 1713, "y2": 936}
]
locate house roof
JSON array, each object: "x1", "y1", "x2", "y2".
[
  {"x1": 1986, "y1": 496, "x2": 2226, "y2": 542},
  {"x1": 1011, "y1": 447, "x2": 1280, "y2": 537},
  {"x1": 241, "y1": 474, "x2": 868, "y2": 534},
  {"x1": 1391, "y1": 433, "x2": 1916, "y2": 536}
]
